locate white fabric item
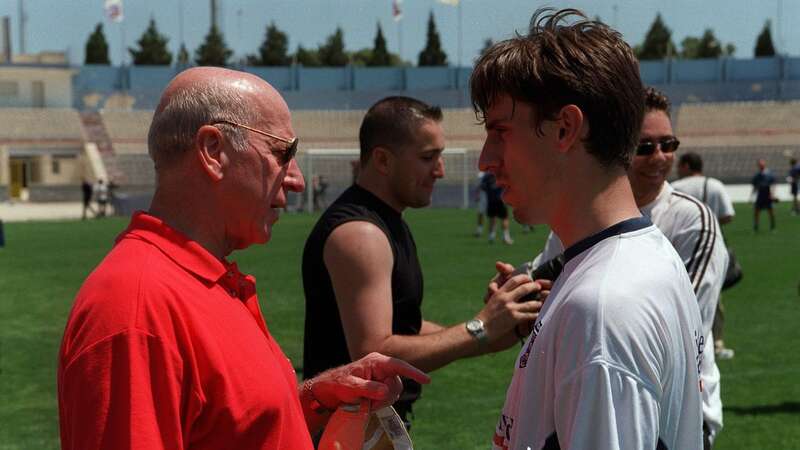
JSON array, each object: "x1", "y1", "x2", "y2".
[
  {"x1": 530, "y1": 182, "x2": 728, "y2": 443},
  {"x1": 672, "y1": 175, "x2": 735, "y2": 221},
  {"x1": 496, "y1": 220, "x2": 704, "y2": 450}
]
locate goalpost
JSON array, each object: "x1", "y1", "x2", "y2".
[{"x1": 297, "y1": 148, "x2": 474, "y2": 213}]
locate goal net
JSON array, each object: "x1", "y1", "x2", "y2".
[{"x1": 294, "y1": 148, "x2": 476, "y2": 212}]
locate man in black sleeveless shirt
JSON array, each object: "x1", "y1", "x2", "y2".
[{"x1": 302, "y1": 96, "x2": 541, "y2": 427}]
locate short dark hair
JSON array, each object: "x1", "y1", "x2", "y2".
[
  {"x1": 359, "y1": 96, "x2": 443, "y2": 166},
  {"x1": 644, "y1": 86, "x2": 671, "y2": 115},
  {"x1": 470, "y1": 8, "x2": 644, "y2": 169},
  {"x1": 679, "y1": 152, "x2": 703, "y2": 173}
]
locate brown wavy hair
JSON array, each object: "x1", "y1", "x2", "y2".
[{"x1": 471, "y1": 8, "x2": 645, "y2": 169}]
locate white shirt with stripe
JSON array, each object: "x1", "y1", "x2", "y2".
[
  {"x1": 671, "y1": 175, "x2": 735, "y2": 221},
  {"x1": 494, "y1": 217, "x2": 704, "y2": 450},
  {"x1": 530, "y1": 182, "x2": 728, "y2": 443}
]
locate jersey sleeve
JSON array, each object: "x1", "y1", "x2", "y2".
[
  {"x1": 59, "y1": 330, "x2": 199, "y2": 450},
  {"x1": 668, "y1": 210, "x2": 725, "y2": 335},
  {"x1": 710, "y1": 182, "x2": 735, "y2": 219},
  {"x1": 554, "y1": 362, "x2": 660, "y2": 450}
]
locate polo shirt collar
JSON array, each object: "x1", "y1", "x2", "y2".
[{"x1": 116, "y1": 211, "x2": 236, "y2": 284}]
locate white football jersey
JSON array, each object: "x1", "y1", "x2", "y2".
[
  {"x1": 531, "y1": 182, "x2": 728, "y2": 442},
  {"x1": 495, "y1": 217, "x2": 704, "y2": 450},
  {"x1": 671, "y1": 175, "x2": 735, "y2": 221}
]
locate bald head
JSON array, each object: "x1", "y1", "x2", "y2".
[{"x1": 148, "y1": 67, "x2": 288, "y2": 170}]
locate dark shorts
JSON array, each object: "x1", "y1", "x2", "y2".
[
  {"x1": 791, "y1": 183, "x2": 798, "y2": 196},
  {"x1": 487, "y1": 200, "x2": 508, "y2": 219},
  {"x1": 755, "y1": 196, "x2": 773, "y2": 210}
]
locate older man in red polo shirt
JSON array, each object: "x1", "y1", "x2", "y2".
[{"x1": 57, "y1": 67, "x2": 429, "y2": 450}]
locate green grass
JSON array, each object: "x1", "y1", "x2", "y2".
[{"x1": 0, "y1": 204, "x2": 798, "y2": 449}]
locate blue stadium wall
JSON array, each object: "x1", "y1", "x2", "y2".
[{"x1": 73, "y1": 56, "x2": 800, "y2": 111}]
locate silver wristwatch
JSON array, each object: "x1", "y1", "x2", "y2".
[{"x1": 465, "y1": 318, "x2": 488, "y2": 345}]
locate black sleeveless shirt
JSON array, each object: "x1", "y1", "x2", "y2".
[{"x1": 302, "y1": 184, "x2": 424, "y2": 399}]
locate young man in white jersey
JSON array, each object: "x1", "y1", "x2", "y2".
[
  {"x1": 672, "y1": 151, "x2": 737, "y2": 361},
  {"x1": 528, "y1": 88, "x2": 728, "y2": 448},
  {"x1": 471, "y1": 9, "x2": 704, "y2": 449}
]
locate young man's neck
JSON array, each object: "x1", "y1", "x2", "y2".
[{"x1": 549, "y1": 169, "x2": 642, "y2": 250}]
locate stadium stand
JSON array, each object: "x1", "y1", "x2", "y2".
[{"x1": 675, "y1": 101, "x2": 800, "y2": 183}]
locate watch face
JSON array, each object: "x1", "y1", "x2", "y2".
[{"x1": 467, "y1": 319, "x2": 482, "y2": 333}]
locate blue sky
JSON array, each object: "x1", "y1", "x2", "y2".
[{"x1": 0, "y1": 0, "x2": 795, "y2": 66}]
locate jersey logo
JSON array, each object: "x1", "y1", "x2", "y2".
[
  {"x1": 492, "y1": 414, "x2": 514, "y2": 450},
  {"x1": 519, "y1": 319, "x2": 543, "y2": 368},
  {"x1": 694, "y1": 329, "x2": 705, "y2": 392}
]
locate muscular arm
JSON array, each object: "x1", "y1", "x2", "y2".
[{"x1": 324, "y1": 221, "x2": 538, "y2": 373}]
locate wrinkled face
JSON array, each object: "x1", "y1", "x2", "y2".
[
  {"x1": 386, "y1": 119, "x2": 446, "y2": 209},
  {"x1": 628, "y1": 110, "x2": 675, "y2": 206},
  {"x1": 478, "y1": 94, "x2": 558, "y2": 225},
  {"x1": 224, "y1": 102, "x2": 305, "y2": 249}
]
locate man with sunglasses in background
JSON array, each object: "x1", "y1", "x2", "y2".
[
  {"x1": 58, "y1": 68, "x2": 431, "y2": 450},
  {"x1": 524, "y1": 86, "x2": 728, "y2": 449}
]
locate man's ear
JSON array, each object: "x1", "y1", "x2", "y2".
[
  {"x1": 195, "y1": 125, "x2": 226, "y2": 181},
  {"x1": 372, "y1": 146, "x2": 393, "y2": 176},
  {"x1": 554, "y1": 104, "x2": 585, "y2": 153}
]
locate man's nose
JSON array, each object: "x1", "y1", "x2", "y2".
[
  {"x1": 283, "y1": 159, "x2": 305, "y2": 193},
  {"x1": 433, "y1": 157, "x2": 445, "y2": 178}
]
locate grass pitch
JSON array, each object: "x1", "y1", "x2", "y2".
[{"x1": 0, "y1": 204, "x2": 798, "y2": 449}]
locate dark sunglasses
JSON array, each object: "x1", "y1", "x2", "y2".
[
  {"x1": 213, "y1": 120, "x2": 299, "y2": 165},
  {"x1": 636, "y1": 137, "x2": 680, "y2": 156}
]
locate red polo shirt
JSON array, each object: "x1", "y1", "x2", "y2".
[{"x1": 58, "y1": 212, "x2": 314, "y2": 450}]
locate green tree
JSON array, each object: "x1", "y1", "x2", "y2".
[
  {"x1": 318, "y1": 27, "x2": 349, "y2": 66},
  {"x1": 418, "y1": 11, "x2": 448, "y2": 66},
  {"x1": 695, "y1": 29, "x2": 722, "y2": 58},
  {"x1": 129, "y1": 18, "x2": 172, "y2": 65},
  {"x1": 635, "y1": 13, "x2": 675, "y2": 60},
  {"x1": 350, "y1": 48, "x2": 373, "y2": 66},
  {"x1": 295, "y1": 45, "x2": 321, "y2": 67},
  {"x1": 754, "y1": 20, "x2": 776, "y2": 57},
  {"x1": 474, "y1": 38, "x2": 494, "y2": 64},
  {"x1": 176, "y1": 43, "x2": 190, "y2": 66},
  {"x1": 724, "y1": 43, "x2": 736, "y2": 57},
  {"x1": 194, "y1": 24, "x2": 233, "y2": 67},
  {"x1": 368, "y1": 22, "x2": 390, "y2": 66},
  {"x1": 256, "y1": 22, "x2": 290, "y2": 66},
  {"x1": 85, "y1": 23, "x2": 111, "y2": 65},
  {"x1": 679, "y1": 36, "x2": 700, "y2": 59}
]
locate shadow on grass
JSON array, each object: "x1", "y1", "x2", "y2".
[{"x1": 724, "y1": 402, "x2": 800, "y2": 415}]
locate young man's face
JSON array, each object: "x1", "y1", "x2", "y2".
[
  {"x1": 386, "y1": 119, "x2": 446, "y2": 209},
  {"x1": 628, "y1": 109, "x2": 675, "y2": 206},
  {"x1": 478, "y1": 94, "x2": 559, "y2": 225}
]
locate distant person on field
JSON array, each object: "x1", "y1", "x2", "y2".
[
  {"x1": 751, "y1": 159, "x2": 776, "y2": 231},
  {"x1": 472, "y1": 10, "x2": 703, "y2": 449},
  {"x1": 474, "y1": 171, "x2": 488, "y2": 236},
  {"x1": 58, "y1": 67, "x2": 429, "y2": 450},
  {"x1": 94, "y1": 178, "x2": 109, "y2": 218},
  {"x1": 302, "y1": 96, "x2": 541, "y2": 430},
  {"x1": 480, "y1": 171, "x2": 513, "y2": 244},
  {"x1": 81, "y1": 178, "x2": 94, "y2": 220},
  {"x1": 312, "y1": 175, "x2": 328, "y2": 211},
  {"x1": 673, "y1": 151, "x2": 737, "y2": 361},
  {"x1": 787, "y1": 157, "x2": 799, "y2": 215}
]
